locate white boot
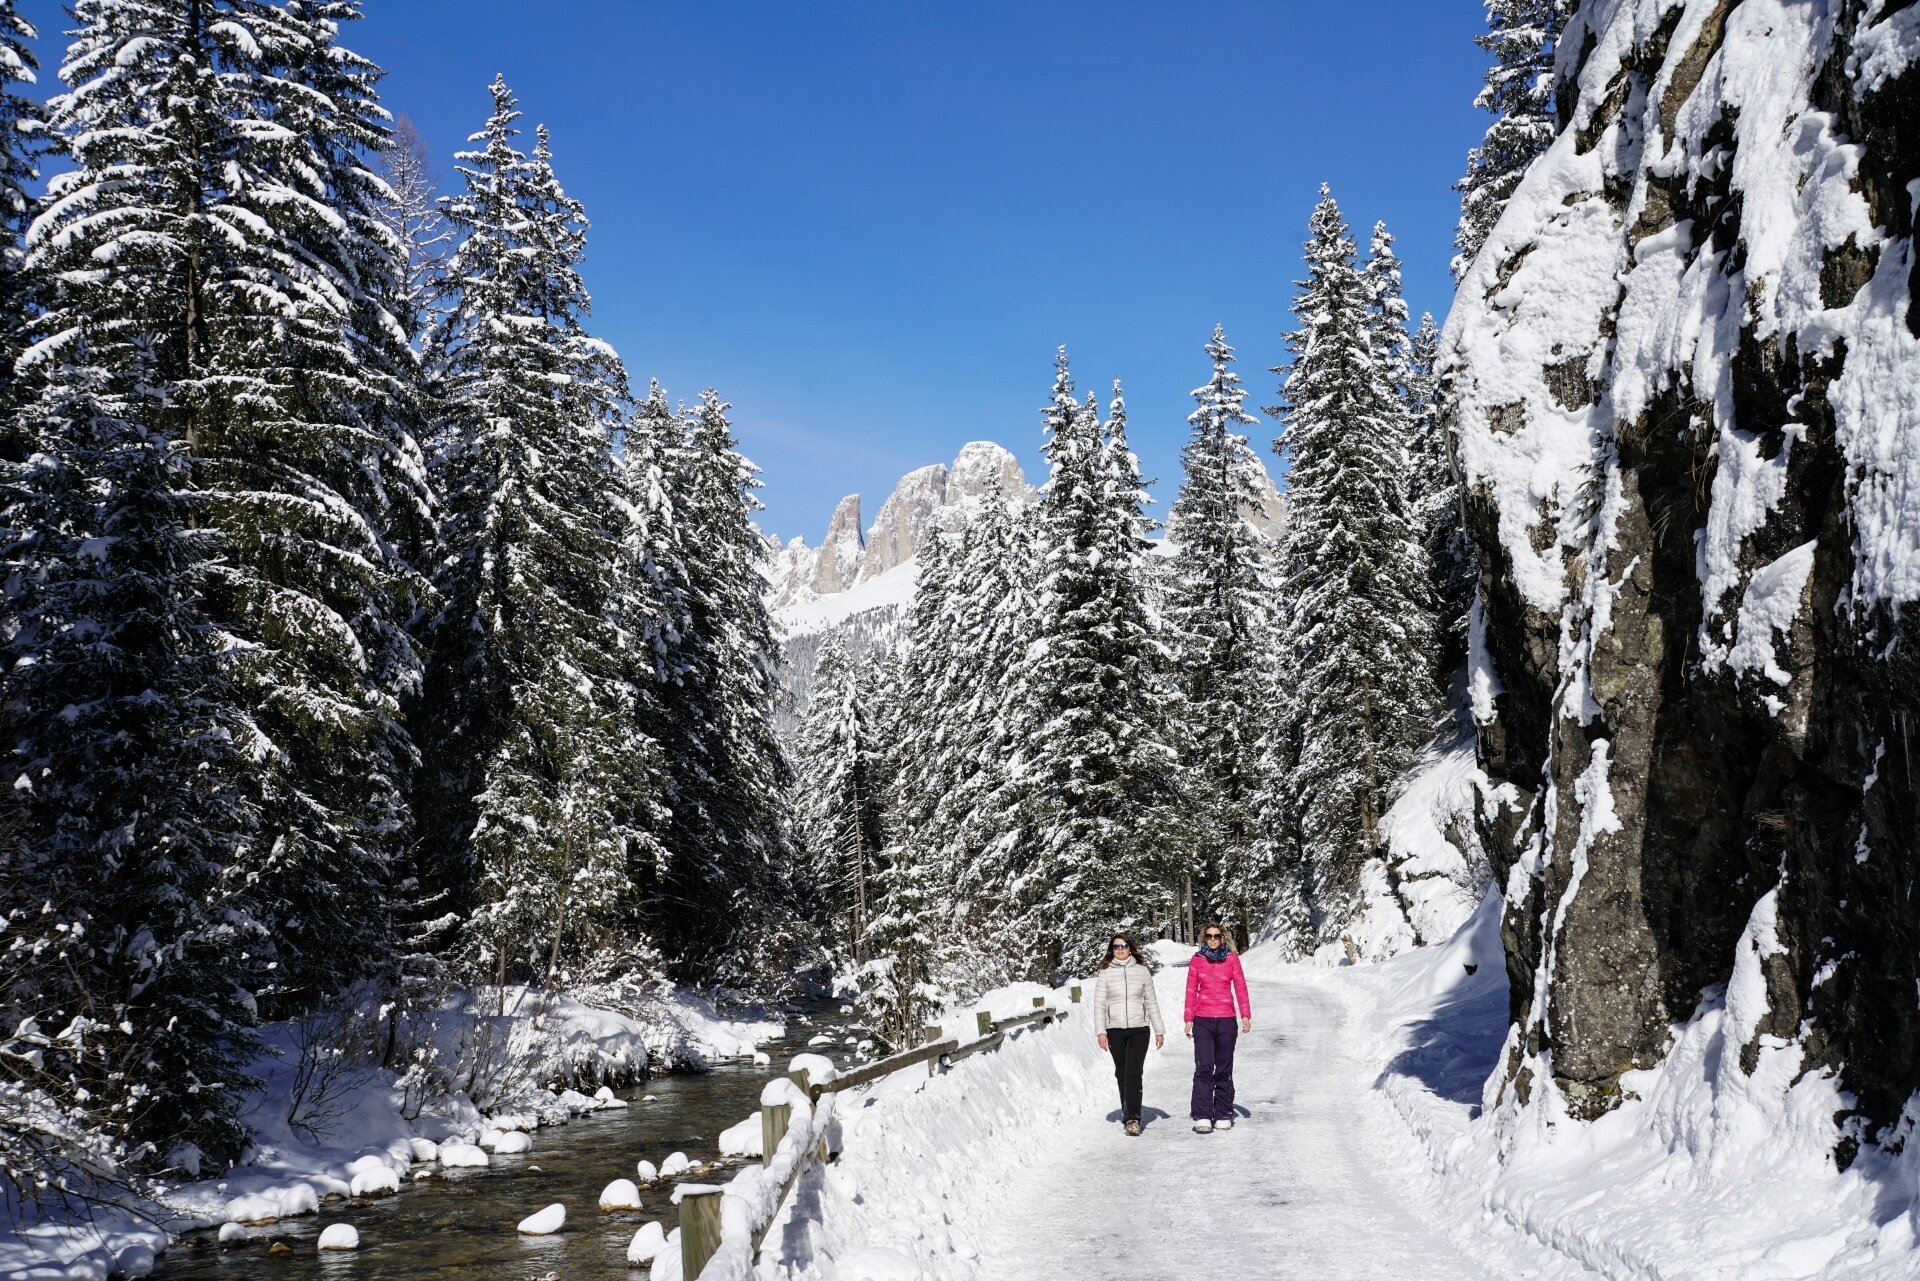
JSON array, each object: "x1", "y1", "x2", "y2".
[
  {"x1": 1215, "y1": 1117, "x2": 1235, "y2": 1131},
  {"x1": 1192, "y1": 1118, "x2": 1214, "y2": 1134}
]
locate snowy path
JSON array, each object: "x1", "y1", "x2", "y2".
[{"x1": 979, "y1": 976, "x2": 1498, "y2": 1281}]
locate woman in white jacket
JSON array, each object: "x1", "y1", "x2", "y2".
[{"x1": 1094, "y1": 933, "x2": 1165, "y2": 1136}]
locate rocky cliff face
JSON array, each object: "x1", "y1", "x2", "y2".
[
  {"x1": 813, "y1": 493, "x2": 865, "y2": 595},
  {"x1": 1446, "y1": 0, "x2": 1920, "y2": 1143},
  {"x1": 766, "y1": 442, "x2": 1036, "y2": 606}
]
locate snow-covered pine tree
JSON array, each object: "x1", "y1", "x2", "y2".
[
  {"x1": 1405, "y1": 312, "x2": 1475, "y2": 687},
  {"x1": 1453, "y1": 0, "x2": 1566, "y2": 281},
  {"x1": 417, "y1": 78, "x2": 645, "y2": 988},
  {"x1": 1, "y1": 349, "x2": 263, "y2": 1168},
  {"x1": 1026, "y1": 352, "x2": 1177, "y2": 971},
  {"x1": 859, "y1": 832, "x2": 943, "y2": 1052},
  {"x1": 940, "y1": 486, "x2": 1044, "y2": 983},
  {"x1": 1267, "y1": 188, "x2": 1437, "y2": 944},
  {"x1": 794, "y1": 635, "x2": 884, "y2": 965},
  {"x1": 1166, "y1": 326, "x2": 1275, "y2": 947},
  {"x1": 23, "y1": 0, "x2": 423, "y2": 1019},
  {"x1": 647, "y1": 389, "x2": 801, "y2": 985}
]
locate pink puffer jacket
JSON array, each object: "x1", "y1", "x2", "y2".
[{"x1": 1183, "y1": 951, "x2": 1250, "y2": 1021}]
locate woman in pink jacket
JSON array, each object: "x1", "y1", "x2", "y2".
[{"x1": 1183, "y1": 923, "x2": 1251, "y2": 1133}]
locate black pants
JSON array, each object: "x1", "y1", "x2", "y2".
[{"x1": 1107, "y1": 1025, "x2": 1150, "y2": 1122}]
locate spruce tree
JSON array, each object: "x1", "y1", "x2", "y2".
[
  {"x1": 1027, "y1": 352, "x2": 1176, "y2": 970},
  {"x1": 1167, "y1": 326, "x2": 1274, "y2": 946},
  {"x1": 417, "y1": 77, "x2": 645, "y2": 987},
  {"x1": 1267, "y1": 189, "x2": 1436, "y2": 943},
  {"x1": 9, "y1": 0, "x2": 422, "y2": 1146},
  {"x1": 2, "y1": 350, "x2": 262, "y2": 1167},
  {"x1": 795, "y1": 635, "x2": 884, "y2": 966},
  {"x1": 1405, "y1": 313, "x2": 1475, "y2": 687},
  {"x1": 1454, "y1": 0, "x2": 1566, "y2": 280},
  {"x1": 940, "y1": 488, "x2": 1043, "y2": 981},
  {"x1": 648, "y1": 389, "x2": 799, "y2": 984}
]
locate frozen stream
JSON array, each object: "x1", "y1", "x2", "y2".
[{"x1": 149, "y1": 1010, "x2": 856, "y2": 1281}]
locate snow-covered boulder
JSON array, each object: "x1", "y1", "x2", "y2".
[
  {"x1": 217, "y1": 1223, "x2": 248, "y2": 1244},
  {"x1": 224, "y1": 1182, "x2": 318, "y2": 1223},
  {"x1": 316, "y1": 1224, "x2": 359, "y2": 1252},
  {"x1": 658, "y1": 1151, "x2": 692, "y2": 1178},
  {"x1": 114, "y1": 1244, "x2": 156, "y2": 1277},
  {"x1": 598, "y1": 1179, "x2": 643, "y2": 1210},
  {"x1": 718, "y1": 1115, "x2": 762, "y2": 1157},
  {"x1": 491, "y1": 1131, "x2": 532, "y2": 1155},
  {"x1": 438, "y1": 1142, "x2": 489, "y2": 1168},
  {"x1": 752, "y1": 1050, "x2": 772, "y2": 1067},
  {"x1": 625, "y1": 1220, "x2": 667, "y2": 1265},
  {"x1": 407, "y1": 1137, "x2": 439, "y2": 1163},
  {"x1": 517, "y1": 1203, "x2": 565, "y2": 1235},
  {"x1": 635, "y1": 1158, "x2": 659, "y2": 1182},
  {"x1": 349, "y1": 1165, "x2": 399, "y2": 1197}
]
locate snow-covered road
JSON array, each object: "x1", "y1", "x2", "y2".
[{"x1": 979, "y1": 975, "x2": 1494, "y2": 1281}]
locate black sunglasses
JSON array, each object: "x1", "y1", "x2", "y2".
[
  {"x1": 1110, "y1": 941, "x2": 1130, "y2": 951},
  {"x1": 1204, "y1": 932, "x2": 1224, "y2": 941}
]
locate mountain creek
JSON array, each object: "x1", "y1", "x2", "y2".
[{"x1": 149, "y1": 1007, "x2": 861, "y2": 1280}]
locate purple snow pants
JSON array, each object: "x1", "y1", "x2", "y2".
[{"x1": 1190, "y1": 1016, "x2": 1238, "y2": 1121}]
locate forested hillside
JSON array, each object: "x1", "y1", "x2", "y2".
[{"x1": 0, "y1": 2, "x2": 798, "y2": 1186}]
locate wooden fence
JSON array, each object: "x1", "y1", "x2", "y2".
[{"x1": 677, "y1": 985, "x2": 1084, "y2": 1279}]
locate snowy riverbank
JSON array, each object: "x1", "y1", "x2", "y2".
[{"x1": 0, "y1": 985, "x2": 780, "y2": 1281}]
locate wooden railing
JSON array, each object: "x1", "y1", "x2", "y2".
[{"x1": 676, "y1": 985, "x2": 1084, "y2": 1279}]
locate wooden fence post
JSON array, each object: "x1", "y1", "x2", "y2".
[
  {"x1": 791, "y1": 1067, "x2": 811, "y2": 1101},
  {"x1": 975, "y1": 1010, "x2": 994, "y2": 1037},
  {"x1": 679, "y1": 1186, "x2": 724, "y2": 1278},
  {"x1": 1031, "y1": 996, "x2": 1045, "y2": 1008},
  {"x1": 761, "y1": 1102, "x2": 790, "y2": 1168},
  {"x1": 1069, "y1": 984, "x2": 1082, "y2": 1003}
]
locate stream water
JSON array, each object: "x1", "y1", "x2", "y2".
[{"x1": 149, "y1": 1008, "x2": 858, "y2": 1281}]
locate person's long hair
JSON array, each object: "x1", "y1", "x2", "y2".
[
  {"x1": 1198, "y1": 922, "x2": 1238, "y2": 953},
  {"x1": 1098, "y1": 931, "x2": 1147, "y2": 970}
]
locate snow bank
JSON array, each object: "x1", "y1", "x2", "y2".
[
  {"x1": 723, "y1": 981, "x2": 1105, "y2": 1280},
  {"x1": 1327, "y1": 902, "x2": 1920, "y2": 1280}
]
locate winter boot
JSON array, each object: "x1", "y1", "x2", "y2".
[
  {"x1": 1192, "y1": 1118, "x2": 1213, "y2": 1134},
  {"x1": 1215, "y1": 1117, "x2": 1234, "y2": 1131},
  {"x1": 1124, "y1": 1119, "x2": 1143, "y2": 1137}
]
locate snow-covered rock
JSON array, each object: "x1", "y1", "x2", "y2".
[
  {"x1": 216, "y1": 1223, "x2": 248, "y2": 1244},
  {"x1": 113, "y1": 1244, "x2": 156, "y2": 1277},
  {"x1": 718, "y1": 1115, "x2": 763, "y2": 1157},
  {"x1": 491, "y1": 1131, "x2": 532, "y2": 1155},
  {"x1": 635, "y1": 1159, "x2": 659, "y2": 1182},
  {"x1": 348, "y1": 1163, "x2": 399, "y2": 1198},
  {"x1": 517, "y1": 1203, "x2": 565, "y2": 1235},
  {"x1": 658, "y1": 1151, "x2": 693, "y2": 1178},
  {"x1": 814, "y1": 493, "x2": 865, "y2": 594},
  {"x1": 626, "y1": 1220, "x2": 667, "y2": 1265},
  {"x1": 598, "y1": 1179, "x2": 643, "y2": 1210},
  {"x1": 407, "y1": 1137, "x2": 439, "y2": 1163},
  {"x1": 316, "y1": 1224, "x2": 359, "y2": 1252},
  {"x1": 223, "y1": 1182, "x2": 318, "y2": 1223},
  {"x1": 438, "y1": 1142, "x2": 489, "y2": 1168}
]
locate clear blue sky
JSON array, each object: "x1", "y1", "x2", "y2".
[{"x1": 21, "y1": 1, "x2": 1490, "y2": 543}]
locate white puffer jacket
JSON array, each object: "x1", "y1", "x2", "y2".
[{"x1": 1094, "y1": 957, "x2": 1164, "y2": 1035}]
